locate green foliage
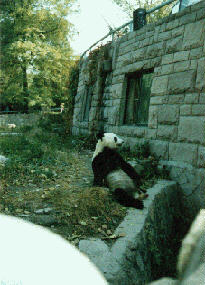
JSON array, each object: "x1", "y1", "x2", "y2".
[
  {"x1": 87, "y1": 44, "x2": 110, "y2": 85},
  {"x1": 112, "y1": 0, "x2": 172, "y2": 22},
  {"x1": 135, "y1": 141, "x2": 150, "y2": 159},
  {"x1": 119, "y1": 141, "x2": 170, "y2": 189},
  {"x1": 71, "y1": 134, "x2": 97, "y2": 151},
  {"x1": 0, "y1": 122, "x2": 99, "y2": 185},
  {"x1": 37, "y1": 112, "x2": 65, "y2": 132},
  {"x1": 68, "y1": 60, "x2": 79, "y2": 100},
  {"x1": 0, "y1": 0, "x2": 78, "y2": 111},
  {"x1": 0, "y1": 135, "x2": 43, "y2": 162},
  {"x1": 120, "y1": 141, "x2": 150, "y2": 160},
  {"x1": 0, "y1": 129, "x2": 65, "y2": 184}
]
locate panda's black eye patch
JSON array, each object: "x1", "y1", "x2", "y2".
[{"x1": 114, "y1": 137, "x2": 117, "y2": 143}]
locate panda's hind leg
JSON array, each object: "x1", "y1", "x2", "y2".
[{"x1": 113, "y1": 188, "x2": 144, "y2": 209}]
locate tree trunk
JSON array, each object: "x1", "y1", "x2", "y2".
[{"x1": 22, "y1": 63, "x2": 28, "y2": 113}]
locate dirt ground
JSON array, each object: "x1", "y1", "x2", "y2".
[{"x1": 0, "y1": 147, "x2": 126, "y2": 246}]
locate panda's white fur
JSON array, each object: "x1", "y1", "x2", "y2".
[
  {"x1": 0, "y1": 214, "x2": 107, "y2": 284},
  {"x1": 92, "y1": 133, "x2": 124, "y2": 161}
]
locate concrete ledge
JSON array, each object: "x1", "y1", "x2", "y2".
[{"x1": 79, "y1": 180, "x2": 180, "y2": 284}]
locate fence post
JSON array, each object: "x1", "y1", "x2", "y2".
[{"x1": 133, "y1": 8, "x2": 147, "y2": 31}]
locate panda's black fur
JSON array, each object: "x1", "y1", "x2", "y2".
[{"x1": 92, "y1": 132, "x2": 147, "y2": 209}]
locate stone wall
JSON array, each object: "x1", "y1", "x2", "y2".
[{"x1": 72, "y1": 1, "x2": 205, "y2": 220}]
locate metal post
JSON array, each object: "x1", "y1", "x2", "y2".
[
  {"x1": 179, "y1": 0, "x2": 192, "y2": 11},
  {"x1": 133, "y1": 8, "x2": 147, "y2": 31}
]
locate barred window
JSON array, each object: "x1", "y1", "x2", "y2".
[{"x1": 123, "y1": 70, "x2": 153, "y2": 126}]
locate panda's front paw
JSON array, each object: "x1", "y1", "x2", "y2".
[{"x1": 133, "y1": 199, "x2": 144, "y2": 210}]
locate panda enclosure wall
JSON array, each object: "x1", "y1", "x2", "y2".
[{"x1": 72, "y1": 1, "x2": 205, "y2": 220}]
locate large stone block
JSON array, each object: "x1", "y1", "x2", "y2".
[
  {"x1": 192, "y1": 104, "x2": 205, "y2": 116},
  {"x1": 169, "y1": 142, "x2": 198, "y2": 165},
  {"x1": 173, "y1": 61, "x2": 190, "y2": 73},
  {"x1": 111, "y1": 83, "x2": 123, "y2": 99},
  {"x1": 148, "y1": 106, "x2": 158, "y2": 129},
  {"x1": 184, "y1": 93, "x2": 199, "y2": 104},
  {"x1": 150, "y1": 96, "x2": 168, "y2": 105},
  {"x1": 158, "y1": 105, "x2": 179, "y2": 125},
  {"x1": 157, "y1": 125, "x2": 178, "y2": 141},
  {"x1": 182, "y1": 20, "x2": 205, "y2": 50},
  {"x1": 161, "y1": 64, "x2": 173, "y2": 75},
  {"x1": 123, "y1": 61, "x2": 144, "y2": 74},
  {"x1": 166, "y1": 36, "x2": 183, "y2": 53},
  {"x1": 158, "y1": 31, "x2": 172, "y2": 41},
  {"x1": 198, "y1": 146, "x2": 205, "y2": 168},
  {"x1": 166, "y1": 19, "x2": 179, "y2": 31},
  {"x1": 180, "y1": 105, "x2": 191, "y2": 116},
  {"x1": 161, "y1": 54, "x2": 173, "y2": 65},
  {"x1": 179, "y1": 12, "x2": 196, "y2": 26},
  {"x1": 190, "y1": 47, "x2": 203, "y2": 59},
  {"x1": 132, "y1": 48, "x2": 146, "y2": 61},
  {"x1": 190, "y1": 59, "x2": 198, "y2": 70},
  {"x1": 108, "y1": 106, "x2": 120, "y2": 125},
  {"x1": 168, "y1": 94, "x2": 184, "y2": 104},
  {"x1": 118, "y1": 52, "x2": 133, "y2": 66},
  {"x1": 196, "y1": 7, "x2": 205, "y2": 20},
  {"x1": 173, "y1": 51, "x2": 189, "y2": 62},
  {"x1": 178, "y1": 116, "x2": 205, "y2": 145},
  {"x1": 146, "y1": 42, "x2": 165, "y2": 58},
  {"x1": 149, "y1": 140, "x2": 168, "y2": 160},
  {"x1": 145, "y1": 129, "x2": 157, "y2": 139},
  {"x1": 151, "y1": 76, "x2": 168, "y2": 96},
  {"x1": 196, "y1": 58, "x2": 205, "y2": 91},
  {"x1": 199, "y1": 93, "x2": 205, "y2": 103},
  {"x1": 168, "y1": 71, "x2": 196, "y2": 94},
  {"x1": 172, "y1": 25, "x2": 184, "y2": 37}
]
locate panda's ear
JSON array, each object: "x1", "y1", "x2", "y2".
[{"x1": 96, "y1": 132, "x2": 104, "y2": 141}]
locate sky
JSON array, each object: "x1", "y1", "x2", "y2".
[{"x1": 69, "y1": 0, "x2": 129, "y2": 56}]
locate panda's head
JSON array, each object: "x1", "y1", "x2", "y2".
[
  {"x1": 93, "y1": 132, "x2": 124, "y2": 160},
  {"x1": 97, "y1": 132, "x2": 124, "y2": 148}
]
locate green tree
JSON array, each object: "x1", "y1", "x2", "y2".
[
  {"x1": 112, "y1": 0, "x2": 172, "y2": 22},
  {"x1": 0, "y1": 0, "x2": 78, "y2": 112}
]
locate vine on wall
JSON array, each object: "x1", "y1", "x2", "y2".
[{"x1": 87, "y1": 43, "x2": 111, "y2": 85}]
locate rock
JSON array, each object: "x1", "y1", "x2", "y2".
[
  {"x1": 34, "y1": 208, "x2": 53, "y2": 214},
  {"x1": 30, "y1": 215, "x2": 59, "y2": 226},
  {"x1": 0, "y1": 155, "x2": 8, "y2": 165},
  {"x1": 177, "y1": 209, "x2": 205, "y2": 282},
  {"x1": 148, "y1": 277, "x2": 177, "y2": 285}
]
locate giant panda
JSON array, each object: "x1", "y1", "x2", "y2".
[
  {"x1": 92, "y1": 132, "x2": 148, "y2": 209},
  {"x1": 0, "y1": 214, "x2": 107, "y2": 284}
]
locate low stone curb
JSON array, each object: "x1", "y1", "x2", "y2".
[{"x1": 79, "y1": 180, "x2": 179, "y2": 284}]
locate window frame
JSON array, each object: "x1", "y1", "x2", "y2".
[{"x1": 121, "y1": 68, "x2": 154, "y2": 127}]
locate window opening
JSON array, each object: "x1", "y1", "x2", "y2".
[{"x1": 123, "y1": 70, "x2": 153, "y2": 126}]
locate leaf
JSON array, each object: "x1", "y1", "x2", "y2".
[{"x1": 79, "y1": 221, "x2": 87, "y2": 226}]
